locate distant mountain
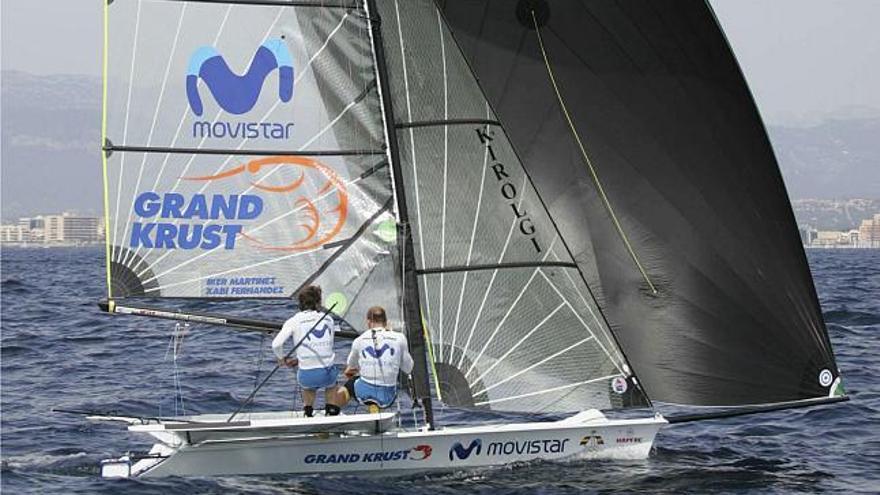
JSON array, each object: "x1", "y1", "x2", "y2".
[
  {"x1": 791, "y1": 199, "x2": 880, "y2": 231},
  {"x1": 769, "y1": 117, "x2": 880, "y2": 199},
  {"x1": 1, "y1": 70, "x2": 878, "y2": 221},
  {"x1": 1, "y1": 70, "x2": 102, "y2": 220}
]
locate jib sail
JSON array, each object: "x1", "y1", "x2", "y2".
[
  {"x1": 373, "y1": 0, "x2": 650, "y2": 413},
  {"x1": 438, "y1": 0, "x2": 845, "y2": 407}
]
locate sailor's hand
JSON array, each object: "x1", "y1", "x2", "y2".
[
  {"x1": 344, "y1": 366, "x2": 358, "y2": 378},
  {"x1": 279, "y1": 358, "x2": 298, "y2": 368}
]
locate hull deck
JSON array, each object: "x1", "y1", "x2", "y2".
[{"x1": 100, "y1": 410, "x2": 667, "y2": 478}]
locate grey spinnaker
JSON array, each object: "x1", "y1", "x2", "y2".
[{"x1": 438, "y1": 0, "x2": 843, "y2": 406}]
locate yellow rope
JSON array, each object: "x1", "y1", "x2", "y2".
[
  {"x1": 421, "y1": 312, "x2": 443, "y2": 401},
  {"x1": 101, "y1": 1, "x2": 113, "y2": 299},
  {"x1": 531, "y1": 11, "x2": 657, "y2": 295}
]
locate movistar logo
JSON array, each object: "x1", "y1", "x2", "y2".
[
  {"x1": 449, "y1": 439, "x2": 482, "y2": 461},
  {"x1": 308, "y1": 322, "x2": 332, "y2": 341},
  {"x1": 362, "y1": 344, "x2": 395, "y2": 359},
  {"x1": 186, "y1": 38, "x2": 293, "y2": 116}
]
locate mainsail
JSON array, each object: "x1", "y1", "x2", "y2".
[
  {"x1": 103, "y1": 0, "x2": 400, "y2": 323},
  {"x1": 438, "y1": 0, "x2": 845, "y2": 407}
]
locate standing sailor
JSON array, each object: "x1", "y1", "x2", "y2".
[
  {"x1": 337, "y1": 306, "x2": 413, "y2": 412},
  {"x1": 272, "y1": 285, "x2": 341, "y2": 417}
]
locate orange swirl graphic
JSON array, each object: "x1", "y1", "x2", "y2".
[{"x1": 181, "y1": 156, "x2": 348, "y2": 251}]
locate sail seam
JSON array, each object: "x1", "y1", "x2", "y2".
[
  {"x1": 120, "y1": 2, "x2": 188, "y2": 268},
  {"x1": 473, "y1": 335, "x2": 594, "y2": 397},
  {"x1": 456, "y1": 174, "x2": 531, "y2": 369},
  {"x1": 438, "y1": 7, "x2": 449, "y2": 363},
  {"x1": 468, "y1": 302, "x2": 566, "y2": 386},
  {"x1": 536, "y1": 269, "x2": 625, "y2": 376},
  {"x1": 393, "y1": 0, "x2": 432, "y2": 344},
  {"x1": 531, "y1": 10, "x2": 657, "y2": 295},
  {"x1": 474, "y1": 374, "x2": 619, "y2": 406},
  {"x1": 112, "y1": 0, "x2": 142, "y2": 261},
  {"x1": 144, "y1": 4, "x2": 232, "y2": 215},
  {"x1": 451, "y1": 116, "x2": 491, "y2": 367}
]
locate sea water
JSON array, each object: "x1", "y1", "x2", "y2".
[{"x1": 1, "y1": 247, "x2": 878, "y2": 494}]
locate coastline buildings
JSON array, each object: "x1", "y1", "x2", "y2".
[
  {"x1": 0, "y1": 213, "x2": 103, "y2": 246},
  {"x1": 859, "y1": 214, "x2": 880, "y2": 248},
  {"x1": 799, "y1": 213, "x2": 880, "y2": 248}
]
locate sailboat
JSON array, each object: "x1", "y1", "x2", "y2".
[{"x1": 83, "y1": 0, "x2": 847, "y2": 478}]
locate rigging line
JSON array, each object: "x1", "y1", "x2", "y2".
[
  {"x1": 551, "y1": 250, "x2": 625, "y2": 364},
  {"x1": 438, "y1": 6, "x2": 449, "y2": 363},
  {"x1": 101, "y1": 0, "x2": 112, "y2": 297},
  {"x1": 456, "y1": 175, "x2": 536, "y2": 370},
  {"x1": 450, "y1": 112, "x2": 490, "y2": 366},
  {"x1": 393, "y1": 0, "x2": 432, "y2": 344},
  {"x1": 468, "y1": 302, "x2": 566, "y2": 387},
  {"x1": 136, "y1": 15, "x2": 359, "y2": 279},
  {"x1": 473, "y1": 335, "x2": 593, "y2": 397},
  {"x1": 121, "y1": 2, "x2": 188, "y2": 268},
  {"x1": 111, "y1": 0, "x2": 143, "y2": 261},
  {"x1": 475, "y1": 374, "x2": 618, "y2": 407},
  {"x1": 536, "y1": 269, "x2": 625, "y2": 376},
  {"x1": 531, "y1": 10, "x2": 657, "y2": 295}
]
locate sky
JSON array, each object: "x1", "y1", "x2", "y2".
[{"x1": 2, "y1": 0, "x2": 880, "y2": 125}]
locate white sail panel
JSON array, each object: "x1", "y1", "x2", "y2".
[
  {"x1": 106, "y1": 151, "x2": 393, "y2": 298},
  {"x1": 105, "y1": 0, "x2": 379, "y2": 152},
  {"x1": 103, "y1": 0, "x2": 400, "y2": 304}
]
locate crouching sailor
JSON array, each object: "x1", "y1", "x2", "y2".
[
  {"x1": 272, "y1": 285, "x2": 341, "y2": 417},
  {"x1": 336, "y1": 306, "x2": 413, "y2": 413}
]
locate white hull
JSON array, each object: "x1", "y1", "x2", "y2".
[{"x1": 100, "y1": 410, "x2": 666, "y2": 478}]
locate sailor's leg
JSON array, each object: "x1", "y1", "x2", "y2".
[
  {"x1": 324, "y1": 386, "x2": 341, "y2": 415},
  {"x1": 301, "y1": 388, "x2": 317, "y2": 417}
]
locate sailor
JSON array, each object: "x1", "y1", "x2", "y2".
[
  {"x1": 336, "y1": 306, "x2": 413, "y2": 412},
  {"x1": 272, "y1": 285, "x2": 341, "y2": 417}
]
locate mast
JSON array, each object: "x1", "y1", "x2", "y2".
[{"x1": 364, "y1": 0, "x2": 435, "y2": 428}]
